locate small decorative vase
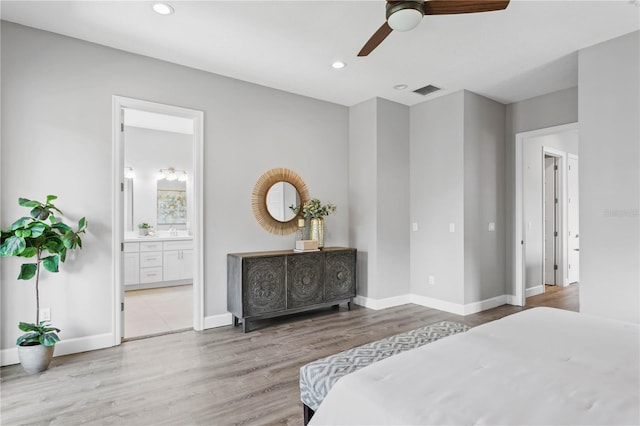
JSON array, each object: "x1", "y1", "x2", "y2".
[
  {"x1": 18, "y1": 343, "x2": 55, "y2": 374},
  {"x1": 309, "y1": 217, "x2": 324, "y2": 248}
]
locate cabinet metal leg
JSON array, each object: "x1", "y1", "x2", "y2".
[
  {"x1": 233, "y1": 316, "x2": 239, "y2": 327},
  {"x1": 347, "y1": 300, "x2": 352, "y2": 311}
]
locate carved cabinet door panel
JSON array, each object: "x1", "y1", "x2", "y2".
[
  {"x1": 243, "y1": 256, "x2": 286, "y2": 316},
  {"x1": 287, "y1": 252, "x2": 324, "y2": 309},
  {"x1": 325, "y1": 250, "x2": 356, "y2": 301}
]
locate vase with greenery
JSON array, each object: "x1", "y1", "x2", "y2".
[
  {"x1": 290, "y1": 198, "x2": 336, "y2": 248},
  {"x1": 0, "y1": 195, "x2": 87, "y2": 373}
]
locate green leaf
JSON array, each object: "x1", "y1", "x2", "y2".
[
  {"x1": 10, "y1": 217, "x2": 31, "y2": 230},
  {"x1": 45, "y1": 195, "x2": 58, "y2": 204},
  {"x1": 0, "y1": 236, "x2": 26, "y2": 256},
  {"x1": 30, "y1": 206, "x2": 50, "y2": 221},
  {"x1": 52, "y1": 222, "x2": 71, "y2": 233},
  {"x1": 41, "y1": 333, "x2": 60, "y2": 347},
  {"x1": 18, "y1": 263, "x2": 37, "y2": 280},
  {"x1": 16, "y1": 333, "x2": 40, "y2": 346},
  {"x1": 62, "y1": 232, "x2": 78, "y2": 250},
  {"x1": 18, "y1": 322, "x2": 38, "y2": 332},
  {"x1": 18, "y1": 198, "x2": 40, "y2": 208},
  {"x1": 28, "y1": 222, "x2": 47, "y2": 237},
  {"x1": 20, "y1": 247, "x2": 37, "y2": 258},
  {"x1": 77, "y1": 217, "x2": 87, "y2": 233},
  {"x1": 42, "y1": 255, "x2": 59, "y2": 273}
]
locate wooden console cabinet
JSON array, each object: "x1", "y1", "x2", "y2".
[{"x1": 227, "y1": 247, "x2": 356, "y2": 332}]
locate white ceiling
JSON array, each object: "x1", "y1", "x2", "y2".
[{"x1": 1, "y1": 1, "x2": 638, "y2": 106}]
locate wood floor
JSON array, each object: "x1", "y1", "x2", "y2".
[{"x1": 0, "y1": 284, "x2": 578, "y2": 425}]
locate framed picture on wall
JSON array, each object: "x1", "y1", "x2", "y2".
[{"x1": 157, "y1": 189, "x2": 187, "y2": 225}]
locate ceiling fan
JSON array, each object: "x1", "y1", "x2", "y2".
[{"x1": 358, "y1": 0, "x2": 510, "y2": 56}]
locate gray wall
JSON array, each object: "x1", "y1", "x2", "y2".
[
  {"x1": 348, "y1": 98, "x2": 410, "y2": 300},
  {"x1": 410, "y1": 90, "x2": 505, "y2": 307},
  {"x1": 1, "y1": 22, "x2": 349, "y2": 350},
  {"x1": 505, "y1": 87, "x2": 579, "y2": 295},
  {"x1": 410, "y1": 92, "x2": 465, "y2": 304},
  {"x1": 349, "y1": 99, "x2": 377, "y2": 298},
  {"x1": 463, "y1": 91, "x2": 506, "y2": 304},
  {"x1": 578, "y1": 31, "x2": 639, "y2": 323}
]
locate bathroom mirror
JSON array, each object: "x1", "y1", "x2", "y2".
[{"x1": 252, "y1": 168, "x2": 309, "y2": 235}]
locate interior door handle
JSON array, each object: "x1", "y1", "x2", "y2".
[{"x1": 574, "y1": 248, "x2": 580, "y2": 251}]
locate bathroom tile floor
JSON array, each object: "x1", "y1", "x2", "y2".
[{"x1": 124, "y1": 284, "x2": 192, "y2": 339}]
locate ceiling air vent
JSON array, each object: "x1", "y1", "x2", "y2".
[{"x1": 413, "y1": 84, "x2": 441, "y2": 96}]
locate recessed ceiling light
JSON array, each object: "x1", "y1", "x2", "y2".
[
  {"x1": 393, "y1": 84, "x2": 408, "y2": 90},
  {"x1": 331, "y1": 61, "x2": 346, "y2": 69},
  {"x1": 152, "y1": 3, "x2": 174, "y2": 15}
]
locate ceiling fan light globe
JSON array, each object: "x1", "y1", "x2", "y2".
[{"x1": 387, "y1": 8, "x2": 423, "y2": 31}]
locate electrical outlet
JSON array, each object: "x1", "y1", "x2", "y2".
[
  {"x1": 40, "y1": 308, "x2": 51, "y2": 322},
  {"x1": 428, "y1": 275, "x2": 435, "y2": 285}
]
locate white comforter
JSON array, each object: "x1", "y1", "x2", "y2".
[{"x1": 309, "y1": 307, "x2": 639, "y2": 426}]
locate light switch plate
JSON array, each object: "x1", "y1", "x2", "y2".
[
  {"x1": 488, "y1": 222, "x2": 495, "y2": 232},
  {"x1": 449, "y1": 223, "x2": 455, "y2": 233}
]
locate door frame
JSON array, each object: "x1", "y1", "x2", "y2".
[
  {"x1": 514, "y1": 122, "x2": 578, "y2": 306},
  {"x1": 542, "y1": 147, "x2": 567, "y2": 289},
  {"x1": 112, "y1": 95, "x2": 204, "y2": 344},
  {"x1": 567, "y1": 153, "x2": 580, "y2": 284}
]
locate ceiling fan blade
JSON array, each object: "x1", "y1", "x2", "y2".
[
  {"x1": 423, "y1": 0, "x2": 510, "y2": 15},
  {"x1": 358, "y1": 22, "x2": 393, "y2": 57}
]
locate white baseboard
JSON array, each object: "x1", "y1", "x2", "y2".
[
  {"x1": 1, "y1": 332, "x2": 114, "y2": 367},
  {"x1": 409, "y1": 294, "x2": 466, "y2": 315},
  {"x1": 353, "y1": 294, "x2": 411, "y2": 310},
  {"x1": 203, "y1": 312, "x2": 233, "y2": 329},
  {"x1": 526, "y1": 285, "x2": 545, "y2": 298},
  {"x1": 355, "y1": 293, "x2": 509, "y2": 316}
]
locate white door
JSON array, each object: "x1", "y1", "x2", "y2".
[
  {"x1": 543, "y1": 156, "x2": 557, "y2": 285},
  {"x1": 568, "y1": 156, "x2": 579, "y2": 283}
]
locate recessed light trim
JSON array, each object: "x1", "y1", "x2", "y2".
[
  {"x1": 331, "y1": 61, "x2": 346, "y2": 69},
  {"x1": 152, "y1": 3, "x2": 174, "y2": 15},
  {"x1": 394, "y1": 84, "x2": 408, "y2": 90}
]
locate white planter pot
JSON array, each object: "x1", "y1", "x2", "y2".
[{"x1": 18, "y1": 344, "x2": 55, "y2": 374}]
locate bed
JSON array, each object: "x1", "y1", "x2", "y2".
[{"x1": 309, "y1": 307, "x2": 639, "y2": 425}]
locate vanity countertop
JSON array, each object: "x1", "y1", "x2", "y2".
[{"x1": 124, "y1": 234, "x2": 193, "y2": 243}]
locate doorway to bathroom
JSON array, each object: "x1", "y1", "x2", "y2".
[{"x1": 113, "y1": 96, "x2": 204, "y2": 343}]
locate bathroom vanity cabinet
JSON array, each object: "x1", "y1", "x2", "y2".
[{"x1": 124, "y1": 237, "x2": 193, "y2": 289}]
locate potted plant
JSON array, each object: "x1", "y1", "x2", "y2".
[
  {"x1": 290, "y1": 198, "x2": 336, "y2": 248},
  {"x1": 138, "y1": 222, "x2": 151, "y2": 236},
  {"x1": 0, "y1": 195, "x2": 86, "y2": 374}
]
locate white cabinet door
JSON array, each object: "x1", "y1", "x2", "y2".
[
  {"x1": 163, "y1": 249, "x2": 193, "y2": 281},
  {"x1": 163, "y1": 250, "x2": 182, "y2": 281},
  {"x1": 181, "y1": 249, "x2": 193, "y2": 280},
  {"x1": 124, "y1": 252, "x2": 140, "y2": 285}
]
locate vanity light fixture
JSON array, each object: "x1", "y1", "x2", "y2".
[
  {"x1": 152, "y1": 2, "x2": 174, "y2": 15},
  {"x1": 157, "y1": 167, "x2": 187, "y2": 182},
  {"x1": 124, "y1": 167, "x2": 136, "y2": 179}
]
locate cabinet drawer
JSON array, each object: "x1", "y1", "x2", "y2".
[
  {"x1": 163, "y1": 240, "x2": 193, "y2": 251},
  {"x1": 124, "y1": 242, "x2": 139, "y2": 253},
  {"x1": 140, "y1": 267, "x2": 163, "y2": 283},
  {"x1": 140, "y1": 241, "x2": 163, "y2": 252},
  {"x1": 140, "y1": 251, "x2": 163, "y2": 268}
]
